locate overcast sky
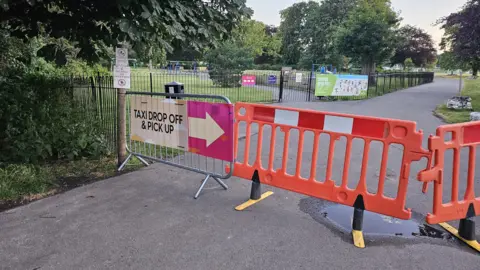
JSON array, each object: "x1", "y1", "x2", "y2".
[{"x1": 246, "y1": 0, "x2": 468, "y2": 48}]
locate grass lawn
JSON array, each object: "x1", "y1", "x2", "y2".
[
  {"x1": 434, "y1": 78, "x2": 480, "y2": 123},
  {"x1": 129, "y1": 69, "x2": 276, "y2": 103},
  {"x1": 435, "y1": 72, "x2": 472, "y2": 79},
  {"x1": 0, "y1": 157, "x2": 145, "y2": 211}
]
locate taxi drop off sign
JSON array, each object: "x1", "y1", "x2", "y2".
[{"x1": 129, "y1": 96, "x2": 233, "y2": 162}]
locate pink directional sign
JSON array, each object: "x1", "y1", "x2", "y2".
[
  {"x1": 187, "y1": 101, "x2": 233, "y2": 162},
  {"x1": 242, "y1": 75, "x2": 256, "y2": 86}
]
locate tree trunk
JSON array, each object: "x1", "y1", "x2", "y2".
[
  {"x1": 148, "y1": 46, "x2": 153, "y2": 71},
  {"x1": 472, "y1": 62, "x2": 478, "y2": 78},
  {"x1": 361, "y1": 61, "x2": 376, "y2": 74},
  {"x1": 362, "y1": 60, "x2": 376, "y2": 86}
]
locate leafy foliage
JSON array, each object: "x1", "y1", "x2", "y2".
[
  {"x1": 254, "y1": 25, "x2": 281, "y2": 65},
  {"x1": 0, "y1": 72, "x2": 110, "y2": 163},
  {"x1": 0, "y1": 34, "x2": 109, "y2": 164},
  {"x1": 404, "y1": 58, "x2": 414, "y2": 70},
  {"x1": 439, "y1": 0, "x2": 480, "y2": 77},
  {"x1": 336, "y1": 0, "x2": 400, "y2": 74},
  {"x1": 205, "y1": 41, "x2": 254, "y2": 87},
  {"x1": 278, "y1": 2, "x2": 310, "y2": 66},
  {"x1": 391, "y1": 25, "x2": 437, "y2": 67},
  {"x1": 297, "y1": 0, "x2": 358, "y2": 69},
  {"x1": 437, "y1": 51, "x2": 468, "y2": 72},
  {"x1": 1, "y1": 0, "x2": 252, "y2": 62}
]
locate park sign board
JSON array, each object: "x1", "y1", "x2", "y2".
[
  {"x1": 115, "y1": 48, "x2": 129, "y2": 67},
  {"x1": 114, "y1": 48, "x2": 131, "y2": 88},
  {"x1": 315, "y1": 74, "x2": 369, "y2": 97},
  {"x1": 113, "y1": 66, "x2": 131, "y2": 89},
  {"x1": 130, "y1": 96, "x2": 233, "y2": 162}
]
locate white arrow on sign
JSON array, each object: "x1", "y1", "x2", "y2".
[{"x1": 188, "y1": 112, "x2": 224, "y2": 147}]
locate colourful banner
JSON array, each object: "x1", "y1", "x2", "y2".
[{"x1": 315, "y1": 74, "x2": 369, "y2": 97}]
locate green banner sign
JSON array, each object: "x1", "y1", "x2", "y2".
[{"x1": 315, "y1": 74, "x2": 369, "y2": 97}]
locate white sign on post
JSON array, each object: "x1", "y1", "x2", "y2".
[
  {"x1": 296, "y1": 73, "x2": 303, "y2": 83},
  {"x1": 114, "y1": 66, "x2": 131, "y2": 89},
  {"x1": 116, "y1": 48, "x2": 128, "y2": 67},
  {"x1": 114, "y1": 48, "x2": 131, "y2": 89}
]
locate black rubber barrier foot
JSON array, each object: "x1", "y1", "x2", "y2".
[
  {"x1": 438, "y1": 204, "x2": 480, "y2": 253},
  {"x1": 235, "y1": 170, "x2": 273, "y2": 211},
  {"x1": 250, "y1": 170, "x2": 262, "y2": 200},
  {"x1": 458, "y1": 204, "x2": 476, "y2": 241},
  {"x1": 352, "y1": 195, "x2": 365, "y2": 248}
]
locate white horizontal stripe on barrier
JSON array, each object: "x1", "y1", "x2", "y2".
[
  {"x1": 324, "y1": 115, "x2": 354, "y2": 134},
  {"x1": 274, "y1": 109, "x2": 299, "y2": 126}
]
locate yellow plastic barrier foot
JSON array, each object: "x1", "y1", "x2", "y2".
[
  {"x1": 439, "y1": 222, "x2": 480, "y2": 253},
  {"x1": 235, "y1": 191, "x2": 274, "y2": 211},
  {"x1": 352, "y1": 230, "x2": 365, "y2": 248}
]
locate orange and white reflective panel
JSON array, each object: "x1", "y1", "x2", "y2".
[{"x1": 252, "y1": 107, "x2": 388, "y2": 139}]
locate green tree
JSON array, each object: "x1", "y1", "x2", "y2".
[
  {"x1": 404, "y1": 58, "x2": 414, "y2": 70},
  {"x1": 279, "y1": 2, "x2": 310, "y2": 66},
  {"x1": 298, "y1": 0, "x2": 358, "y2": 69},
  {"x1": 254, "y1": 25, "x2": 282, "y2": 65},
  {"x1": 391, "y1": 25, "x2": 437, "y2": 67},
  {"x1": 439, "y1": 0, "x2": 480, "y2": 77},
  {"x1": 1, "y1": 0, "x2": 252, "y2": 62},
  {"x1": 437, "y1": 51, "x2": 468, "y2": 74},
  {"x1": 233, "y1": 20, "x2": 271, "y2": 57},
  {"x1": 204, "y1": 41, "x2": 254, "y2": 87},
  {"x1": 336, "y1": 0, "x2": 400, "y2": 74}
]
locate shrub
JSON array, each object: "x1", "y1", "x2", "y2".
[
  {"x1": 205, "y1": 41, "x2": 254, "y2": 87},
  {"x1": 253, "y1": 64, "x2": 283, "y2": 71},
  {"x1": 0, "y1": 71, "x2": 109, "y2": 164}
]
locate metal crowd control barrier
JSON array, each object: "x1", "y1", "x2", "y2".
[
  {"x1": 119, "y1": 92, "x2": 234, "y2": 199},
  {"x1": 418, "y1": 121, "x2": 480, "y2": 251},
  {"x1": 230, "y1": 102, "x2": 431, "y2": 248}
]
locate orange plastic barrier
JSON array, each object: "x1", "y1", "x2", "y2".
[
  {"x1": 233, "y1": 103, "x2": 431, "y2": 220},
  {"x1": 418, "y1": 121, "x2": 480, "y2": 224}
]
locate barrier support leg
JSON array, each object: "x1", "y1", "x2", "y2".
[
  {"x1": 439, "y1": 204, "x2": 479, "y2": 253},
  {"x1": 235, "y1": 170, "x2": 273, "y2": 211},
  {"x1": 194, "y1": 175, "x2": 228, "y2": 199},
  {"x1": 118, "y1": 153, "x2": 150, "y2": 172},
  {"x1": 352, "y1": 195, "x2": 365, "y2": 249}
]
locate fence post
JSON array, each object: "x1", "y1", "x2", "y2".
[
  {"x1": 117, "y1": 88, "x2": 127, "y2": 166},
  {"x1": 279, "y1": 71, "x2": 284, "y2": 102},
  {"x1": 383, "y1": 73, "x2": 386, "y2": 94},
  {"x1": 389, "y1": 73, "x2": 392, "y2": 91},
  {"x1": 375, "y1": 73, "x2": 379, "y2": 96},
  {"x1": 150, "y1": 72, "x2": 153, "y2": 94},
  {"x1": 307, "y1": 70, "x2": 313, "y2": 102},
  {"x1": 97, "y1": 73, "x2": 103, "y2": 120},
  {"x1": 90, "y1": 76, "x2": 98, "y2": 116}
]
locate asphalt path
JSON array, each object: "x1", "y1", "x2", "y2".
[{"x1": 1, "y1": 78, "x2": 479, "y2": 270}]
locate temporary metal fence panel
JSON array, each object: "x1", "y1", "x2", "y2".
[{"x1": 120, "y1": 92, "x2": 235, "y2": 198}]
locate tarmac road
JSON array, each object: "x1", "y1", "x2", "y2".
[{"x1": 1, "y1": 78, "x2": 479, "y2": 270}]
